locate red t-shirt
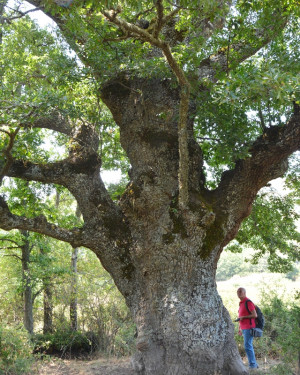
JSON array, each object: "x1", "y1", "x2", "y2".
[{"x1": 238, "y1": 297, "x2": 256, "y2": 329}]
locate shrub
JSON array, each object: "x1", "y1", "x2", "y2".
[
  {"x1": 0, "y1": 324, "x2": 34, "y2": 375},
  {"x1": 113, "y1": 321, "x2": 136, "y2": 357},
  {"x1": 33, "y1": 329, "x2": 92, "y2": 357},
  {"x1": 263, "y1": 297, "x2": 300, "y2": 374},
  {"x1": 251, "y1": 291, "x2": 299, "y2": 374}
]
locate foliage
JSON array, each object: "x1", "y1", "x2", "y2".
[
  {"x1": 285, "y1": 265, "x2": 299, "y2": 281},
  {"x1": 107, "y1": 177, "x2": 129, "y2": 201},
  {"x1": 2, "y1": 1, "x2": 299, "y2": 173},
  {"x1": 32, "y1": 247, "x2": 136, "y2": 357},
  {"x1": 0, "y1": 15, "x2": 126, "y2": 173},
  {"x1": 0, "y1": 222, "x2": 136, "y2": 356},
  {"x1": 0, "y1": 324, "x2": 34, "y2": 375},
  {"x1": 71, "y1": 249, "x2": 136, "y2": 356},
  {"x1": 226, "y1": 185, "x2": 300, "y2": 273},
  {"x1": 216, "y1": 248, "x2": 269, "y2": 281},
  {"x1": 253, "y1": 291, "x2": 300, "y2": 374},
  {"x1": 33, "y1": 329, "x2": 92, "y2": 357}
]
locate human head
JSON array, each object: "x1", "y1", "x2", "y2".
[{"x1": 237, "y1": 287, "x2": 246, "y2": 300}]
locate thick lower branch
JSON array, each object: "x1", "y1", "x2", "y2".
[
  {"x1": 0, "y1": 196, "x2": 82, "y2": 247},
  {"x1": 213, "y1": 106, "x2": 300, "y2": 245},
  {"x1": 30, "y1": 111, "x2": 72, "y2": 135}
]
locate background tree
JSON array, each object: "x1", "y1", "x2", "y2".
[
  {"x1": 70, "y1": 204, "x2": 81, "y2": 331},
  {"x1": 0, "y1": 1, "x2": 299, "y2": 375}
]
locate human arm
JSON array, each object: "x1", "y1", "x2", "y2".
[
  {"x1": 239, "y1": 309, "x2": 257, "y2": 321},
  {"x1": 238, "y1": 299, "x2": 257, "y2": 320}
]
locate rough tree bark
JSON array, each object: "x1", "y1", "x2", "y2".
[{"x1": 1, "y1": 1, "x2": 300, "y2": 374}]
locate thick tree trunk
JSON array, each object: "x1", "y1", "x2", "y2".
[
  {"x1": 20, "y1": 230, "x2": 34, "y2": 335},
  {"x1": 101, "y1": 77, "x2": 249, "y2": 374},
  {"x1": 129, "y1": 246, "x2": 246, "y2": 375},
  {"x1": 132, "y1": 272, "x2": 247, "y2": 375}
]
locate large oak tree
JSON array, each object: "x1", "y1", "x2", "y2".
[{"x1": 1, "y1": 0, "x2": 299, "y2": 374}]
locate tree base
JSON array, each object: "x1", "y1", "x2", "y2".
[{"x1": 131, "y1": 347, "x2": 249, "y2": 375}]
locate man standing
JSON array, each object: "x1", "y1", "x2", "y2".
[{"x1": 237, "y1": 287, "x2": 259, "y2": 370}]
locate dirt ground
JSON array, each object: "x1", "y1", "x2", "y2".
[
  {"x1": 35, "y1": 357, "x2": 134, "y2": 375},
  {"x1": 34, "y1": 358, "x2": 290, "y2": 375},
  {"x1": 34, "y1": 356, "x2": 292, "y2": 375}
]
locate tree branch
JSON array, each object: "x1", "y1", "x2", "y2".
[
  {"x1": 0, "y1": 112, "x2": 127, "y2": 249},
  {"x1": 29, "y1": 111, "x2": 72, "y2": 135},
  {"x1": 32, "y1": 287, "x2": 43, "y2": 302},
  {"x1": 214, "y1": 105, "x2": 300, "y2": 245},
  {"x1": 0, "y1": 238, "x2": 21, "y2": 247},
  {"x1": 153, "y1": 0, "x2": 164, "y2": 39},
  {"x1": 0, "y1": 126, "x2": 20, "y2": 185},
  {"x1": 197, "y1": 9, "x2": 289, "y2": 81},
  {"x1": 258, "y1": 106, "x2": 266, "y2": 132},
  {"x1": 3, "y1": 5, "x2": 42, "y2": 22},
  {"x1": 24, "y1": 0, "x2": 66, "y2": 27},
  {"x1": 0, "y1": 196, "x2": 83, "y2": 247},
  {"x1": 0, "y1": 183, "x2": 135, "y2": 298},
  {"x1": 2, "y1": 253, "x2": 23, "y2": 260},
  {"x1": 102, "y1": 10, "x2": 191, "y2": 208}
]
